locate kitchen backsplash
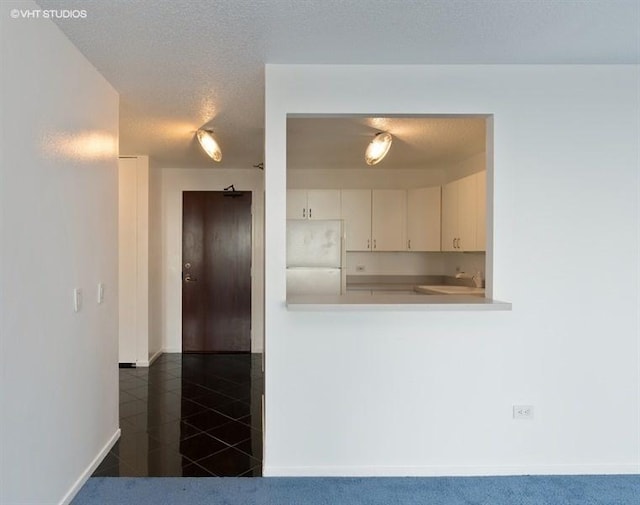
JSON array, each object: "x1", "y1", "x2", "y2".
[
  {"x1": 443, "y1": 252, "x2": 486, "y2": 278},
  {"x1": 346, "y1": 251, "x2": 486, "y2": 278}
]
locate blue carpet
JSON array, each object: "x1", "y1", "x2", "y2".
[{"x1": 73, "y1": 475, "x2": 640, "y2": 504}]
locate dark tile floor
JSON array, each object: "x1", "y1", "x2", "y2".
[{"x1": 93, "y1": 353, "x2": 263, "y2": 477}]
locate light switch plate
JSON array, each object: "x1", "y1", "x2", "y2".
[
  {"x1": 73, "y1": 288, "x2": 82, "y2": 312},
  {"x1": 97, "y1": 283, "x2": 104, "y2": 304}
]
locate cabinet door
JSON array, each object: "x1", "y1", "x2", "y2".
[
  {"x1": 407, "y1": 187, "x2": 441, "y2": 251},
  {"x1": 119, "y1": 158, "x2": 138, "y2": 363},
  {"x1": 307, "y1": 190, "x2": 341, "y2": 220},
  {"x1": 456, "y1": 174, "x2": 477, "y2": 252},
  {"x1": 341, "y1": 189, "x2": 371, "y2": 251},
  {"x1": 441, "y1": 180, "x2": 458, "y2": 252},
  {"x1": 372, "y1": 190, "x2": 406, "y2": 251},
  {"x1": 287, "y1": 189, "x2": 307, "y2": 219},
  {"x1": 475, "y1": 171, "x2": 486, "y2": 251}
]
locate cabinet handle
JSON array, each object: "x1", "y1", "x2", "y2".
[
  {"x1": 452, "y1": 238, "x2": 456, "y2": 249},
  {"x1": 374, "y1": 239, "x2": 377, "y2": 249},
  {"x1": 367, "y1": 239, "x2": 370, "y2": 249},
  {"x1": 408, "y1": 239, "x2": 411, "y2": 249},
  {"x1": 302, "y1": 208, "x2": 306, "y2": 218},
  {"x1": 309, "y1": 208, "x2": 312, "y2": 218},
  {"x1": 456, "y1": 238, "x2": 461, "y2": 249}
]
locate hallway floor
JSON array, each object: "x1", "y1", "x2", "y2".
[{"x1": 93, "y1": 353, "x2": 263, "y2": 477}]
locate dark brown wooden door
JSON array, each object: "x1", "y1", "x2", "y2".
[{"x1": 182, "y1": 191, "x2": 252, "y2": 353}]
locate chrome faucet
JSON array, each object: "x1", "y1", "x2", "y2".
[{"x1": 455, "y1": 270, "x2": 483, "y2": 287}]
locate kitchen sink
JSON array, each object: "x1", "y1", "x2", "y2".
[{"x1": 414, "y1": 285, "x2": 485, "y2": 296}]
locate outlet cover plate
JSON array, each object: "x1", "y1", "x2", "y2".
[{"x1": 513, "y1": 405, "x2": 534, "y2": 419}]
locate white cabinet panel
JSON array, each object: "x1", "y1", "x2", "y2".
[
  {"x1": 457, "y1": 174, "x2": 477, "y2": 251},
  {"x1": 407, "y1": 186, "x2": 441, "y2": 251},
  {"x1": 287, "y1": 189, "x2": 307, "y2": 219},
  {"x1": 341, "y1": 189, "x2": 372, "y2": 251},
  {"x1": 476, "y1": 170, "x2": 486, "y2": 251},
  {"x1": 287, "y1": 189, "x2": 341, "y2": 220},
  {"x1": 441, "y1": 181, "x2": 458, "y2": 252},
  {"x1": 118, "y1": 156, "x2": 150, "y2": 365},
  {"x1": 372, "y1": 190, "x2": 406, "y2": 251},
  {"x1": 307, "y1": 190, "x2": 341, "y2": 220},
  {"x1": 441, "y1": 171, "x2": 485, "y2": 252}
]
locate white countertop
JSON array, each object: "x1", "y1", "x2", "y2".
[
  {"x1": 414, "y1": 285, "x2": 485, "y2": 296},
  {"x1": 287, "y1": 292, "x2": 512, "y2": 311}
]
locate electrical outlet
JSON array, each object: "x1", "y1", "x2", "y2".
[
  {"x1": 513, "y1": 405, "x2": 534, "y2": 420},
  {"x1": 356, "y1": 265, "x2": 366, "y2": 272}
]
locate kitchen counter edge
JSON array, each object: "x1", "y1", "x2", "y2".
[{"x1": 286, "y1": 294, "x2": 512, "y2": 311}]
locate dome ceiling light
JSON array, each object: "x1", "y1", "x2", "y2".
[
  {"x1": 364, "y1": 132, "x2": 393, "y2": 166},
  {"x1": 196, "y1": 128, "x2": 222, "y2": 162}
]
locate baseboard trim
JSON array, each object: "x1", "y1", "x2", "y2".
[
  {"x1": 263, "y1": 463, "x2": 640, "y2": 477},
  {"x1": 59, "y1": 428, "x2": 121, "y2": 505},
  {"x1": 148, "y1": 349, "x2": 163, "y2": 365},
  {"x1": 163, "y1": 347, "x2": 182, "y2": 354}
]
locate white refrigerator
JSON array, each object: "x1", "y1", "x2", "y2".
[{"x1": 286, "y1": 219, "x2": 346, "y2": 296}]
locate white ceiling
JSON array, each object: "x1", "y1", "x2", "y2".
[
  {"x1": 36, "y1": 0, "x2": 640, "y2": 169},
  {"x1": 287, "y1": 116, "x2": 487, "y2": 170}
]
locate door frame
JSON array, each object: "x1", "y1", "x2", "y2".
[
  {"x1": 180, "y1": 189, "x2": 254, "y2": 354},
  {"x1": 161, "y1": 173, "x2": 265, "y2": 355}
]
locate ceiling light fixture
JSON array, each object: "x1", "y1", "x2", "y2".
[
  {"x1": 365, "y1": 132, "x2": 393, "y2": 166},
  {"x1": 196, "y1": 128, "x2": 222, "y2": 162}
]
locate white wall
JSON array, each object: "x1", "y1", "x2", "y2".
[
  {"x1": 161, "y1": 168, "x2": 265, "y2": 353},
  {"x1": 1, "y1": 4, "x2": 120, "y2": 503},
  {"x1": 264, "y1": 65, "x2": 639, "y2": 476}
]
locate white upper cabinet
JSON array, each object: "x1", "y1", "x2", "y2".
[
  {"x1": 441, "y1": 180, "x2": 458, "y2": 252},
  {"x1": 457, "y1": 173, "x2": 477, "y2": 251},
  {"x1": 287, "y1": 189, "x2": 341, "y2": 220},
  {"x1": 307, "y1": 190, "x2": 342, "y2": 219},
  {"x1": 475, "y1": 170, "x2": 486, "y2": 251},
  {"x1": 406, "y1": 186, "x2": 441, "y2": 251},
  {"x1": 287, "y1": 189, "x2": 308, "y2": 219},
  {"x1": 341, "y1": 189, "x2": 372, "y2": 251},
  {"x1": 441, "y1": 171, "x2": 485, "y2": 252},
  {"x1": 372, "y1": 190, "x2": 406, "y2": 251}
]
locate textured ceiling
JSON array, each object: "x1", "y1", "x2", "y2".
[
  {"x1": 35, "y1": 0, "x2": 640, "y2": 169},
  {"x1": 287, "y1": 116, "x2": 487, "y2": 169}
]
